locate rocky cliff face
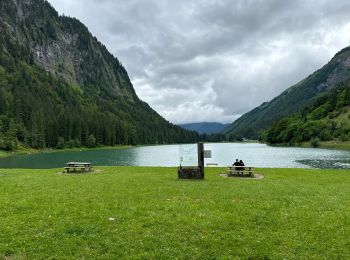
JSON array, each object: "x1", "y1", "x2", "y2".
[
  {"x1": 316, "y1": 48, "x2": 350, "y2": 91},
  {"x1": 0, "y1": 0, "x2": 136, "y2": 100},
  {"x1": 0, "y1": 0, "x2": 199, "y2": 149}
]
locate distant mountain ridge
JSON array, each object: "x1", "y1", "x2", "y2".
[
  {"x1": 179, "y1": 122, "x2": 229, "y2": 134},
  {"x1": 224, "y1": 46, "x2": 350, "y2": 140}
]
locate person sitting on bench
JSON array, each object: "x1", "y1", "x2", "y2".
[
  {"x1": 233, "y1": 159, "x2": 240, "y2": 167},
  {"x1": 239, "y1": 160, "x2": 245, "y2": 171}
]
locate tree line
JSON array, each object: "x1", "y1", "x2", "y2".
[
  {"x1": 262, "y1": 83, "x2": 350, "y2": 146},
  {"x1": 0, "y1": 37, "x2": 201, "y2": 151}
]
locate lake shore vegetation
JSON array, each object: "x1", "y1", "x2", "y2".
[{"x1": 263, "y1": 83, "x2": 350, "y2": 149}]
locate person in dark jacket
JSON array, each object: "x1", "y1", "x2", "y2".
[
  {"x1": 233, "y1": 159, "x2": 240, "y2": 167},
  {"x1": 239, "y1": 160, "x2": 245, "y2": 171}
]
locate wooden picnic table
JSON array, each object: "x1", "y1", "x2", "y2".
[
  {"x1": 64, "y1": 162, "x2": 92, "y2": 173},
  {"x1": 227, "y1": 166, "x2": 255, "y2": 177}
]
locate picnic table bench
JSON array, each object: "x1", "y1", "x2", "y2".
[
  {"x1": 64, "y1": 162, "x2": 92, "y2": 173},
  {"x1": 206, "y1": 163, "x2": 218, "y2": 167},
  {"x1": 227, "y1": 166, "x2": 255, "y2": 177}
]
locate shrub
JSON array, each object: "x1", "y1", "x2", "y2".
[
  {"x1": 56, "y1": 137, "x2": 65, "y2": 149},
  {"x1": 73, "y1": 139, "x2": 81, "y2": 148},
  {"x1": 66, "y1": 139, "x2": 75, "y2": 148},
  {"x1": 86, "y1": 134, "x2": 96, "y2": 148},
  {"x1": 310, "y1": 137, "x2": 320, "y2": 148},
  {"x1": 340, "y1": 133, "x2": 349, "y2": 142}
]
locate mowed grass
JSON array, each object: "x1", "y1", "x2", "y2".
[{"x1": 0, "y1": 167, "x2": 349, "y2": 259}]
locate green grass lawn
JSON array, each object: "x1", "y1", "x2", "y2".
[{"x1": 0, "y1": 167, "x2": 349, "y2": 259}]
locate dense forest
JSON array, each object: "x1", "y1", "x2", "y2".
[
  {"x1": 0, "y1": 0, "x2": 200, "y2": 151},
  {"x1": 0, "y1": 41, "x2": 199, "y2": 150},
  {"x1": 263, "y1": 82, "x2": 350, "y2": 146}
]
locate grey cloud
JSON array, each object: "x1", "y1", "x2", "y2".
[{"x1": 48, "y1": 0, "x2": 350, "y2": 123}]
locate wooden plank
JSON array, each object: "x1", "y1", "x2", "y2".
[
  {"x1": 66, "y1": 162, "x2": 91, "y2": 166},
  {"x1": 229, "y1": 166, "x2": 255, "y2": 169},
  {"x1": 64, "y1": 165, "x2": 92, "y2": 173},
  {"x1": 227, "y1": 165, "x2": 255, "y2": 176}
]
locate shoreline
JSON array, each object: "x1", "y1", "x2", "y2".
[
  {"x1": 300, "y1": 141, "x2": 350, "y2": 151},
  {"x1": 0, "y1": 145, "x2": 133, "y2": 158},
  {"x1": 268, "y1": 141, "x2": 350, "y2": 151}
]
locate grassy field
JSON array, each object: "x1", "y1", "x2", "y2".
[{"x1": 0, "y1": 167, "x2": 349, "y2": 259}]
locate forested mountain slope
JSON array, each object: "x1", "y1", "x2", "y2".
[
  {"x1": 224, "y1": 47, "x2": 350, "y2": 140},
  {"x1": 0, "y1": 0, "x2": 198, "y2": 151},
  {"x1": 179, "y1": 122, "x2": 229, "y2": 134},
  {"x1": 263, "y1": 82, "x2": 350, "y2": 145}
]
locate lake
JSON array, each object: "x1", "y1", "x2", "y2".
[{"x1": 0, "y1": 143, "x2": 349, "y2": 169}]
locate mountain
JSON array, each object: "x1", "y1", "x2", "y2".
[
  {"x1": 224, "y1": 47, "x2": 350, "y2": 140},
  {"x1": 0, "y1": 0, "x2": 198, "y2": 151},
  {"x1": 179, "y1": 122, "x2": 229, "y2": 134},
  {"x1": 263, "y1": 82, "x2": 350, "y2": 145}
]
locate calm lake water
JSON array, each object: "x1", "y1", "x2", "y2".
[{"x1": 0, "y1": 143, "x2": 349, "y2": 169}]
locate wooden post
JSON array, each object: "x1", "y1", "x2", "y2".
[{"x1": 197, "y1": 142, "x2": 204, "y2": 177}]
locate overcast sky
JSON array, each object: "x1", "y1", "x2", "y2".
[{"x1": 48, "y1": 0, "x2": 350, "y2": 124}]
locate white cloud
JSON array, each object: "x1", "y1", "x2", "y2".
[{"x1": 48, "y1": 0, "x2": 350, "y2": 123}]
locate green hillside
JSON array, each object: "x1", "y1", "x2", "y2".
[
  {"x1": 263, "y1": 82, "x2": 350, "y2": 145},
  {"x1": 0, "y1": 0, "x2": 198, "y2": 151},
  {"x1": 224, "y1": 47, "x2": 350, "y2": 140},
  {"x1": 179, "y1": 122, "x2": 229, "y2": 134}
]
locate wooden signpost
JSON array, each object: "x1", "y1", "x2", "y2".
[{"x1": 197, "y1": 142, "x2": 204, "y2": 177}]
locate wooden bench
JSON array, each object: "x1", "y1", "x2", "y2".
[
  {"x1": 227, "y1": 166, "x2": 255, "y2": 177},
  {"x1": 206, "y1": 163, "x2": 218, "y2": 167},
  {"x1": 64, "y1": 162, "x2": 92, "y2": 173}
]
